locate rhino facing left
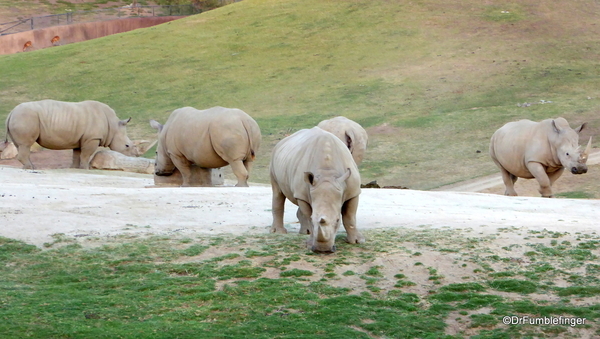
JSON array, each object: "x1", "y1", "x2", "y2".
[{"x1": 5, "y1": 100, "x2": 135, "y2": 169}]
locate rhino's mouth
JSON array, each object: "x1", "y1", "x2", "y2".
[
  {"x1": 155, "y1": 170, "x2": 175, "y2": 176},
  {"x1": 311, "y1": 244, "x2": 336, "y2": 254},
  {"x1": 571, "y1": 166, "x2": 588, "y2": 175}
]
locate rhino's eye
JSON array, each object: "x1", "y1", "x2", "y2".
[
  {"x1": 126, "y1": 144, "x2": 130, "y2": 148},
  {"x1": 566, "y1": 152, "x2": 569, "y2": 156}
]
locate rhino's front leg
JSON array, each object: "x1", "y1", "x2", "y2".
[
  {"x1": 548, "y1": 168, "x2": 565, "y2": 188},
  {"x1": 72, "y1": 148, "x2": 81, "y2": 169},
  {"x1": 270, "y1": 178, "x2": 287, "y2": 234},
  {"x1": 79, "y1": 139, "x2": 100, "y2": 170},
  {"x1": 526, "y1": 162, "x2": 553, "y2": 197},
  {"x1": 297, "y1": 200, "x2": 313, "y2": 235},
  {"x1": 342, "y1": 196, "x2": 365, "y2": 244},
  {"x1": 170, "y1": 154, "x2": 192, "y2": 187}
]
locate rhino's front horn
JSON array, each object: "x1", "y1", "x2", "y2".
[
  {"x1": 584, "y1": 137, "x2": 592, "y2": 159},
  {"x1": 317, "y1": 225, "x2": 327, "y2": 242}
]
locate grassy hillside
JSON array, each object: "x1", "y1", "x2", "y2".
[{"x1": 1, "y1": 0, "x2": 599, "y2": 189}]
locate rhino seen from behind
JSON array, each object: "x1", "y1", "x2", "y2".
[
  {"x1": 317, "y1": 116, "x2": 368, "y2": 166},
  {"x1": 150, "y1": 106, "x2": 261, "y2": 187}
]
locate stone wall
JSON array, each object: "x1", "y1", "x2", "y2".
[{"x1": 0, "y1": 16, "x2": 180, "y2": 55}]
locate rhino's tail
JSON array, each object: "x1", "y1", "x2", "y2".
[
  {"x1": 241, "y1": 117, "x2": 260, "y2": 161},
  {"x1": 4, "y1": 110, "x2": 12, "y2": 143}
]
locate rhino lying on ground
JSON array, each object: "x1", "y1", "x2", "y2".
[
  {"x1": 490, "y1": 117, "x2": 592, "y2": 197},
  {"x1": 317, "y1": 116, "x2": 368, "y2": 166},
  {"x1": 5, "y1": 100, "x2": 135, "y2": 169},
  {"x1": 150, "y1": 106, "x2": 261, "y2": 187},
  {"x1": 0, "y1": 141, "x2": 18, "y2": 159},
  {"x1": 270, "y1": 127, "x2": 364, "y2": 253}
]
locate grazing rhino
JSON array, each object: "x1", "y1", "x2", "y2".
[
  {"x1": 317, "y1": 116, "x2": 368, "y2": 165},
  {"x1": 5, "y1": 100, "x2": 135, "y2": 169},
  {"x1": 150, "y1": 106, "x2": 261, "y2": 187},
  {"x1": 490, "y1": 117, "x2": 592, "y2": 197},
  {"x1": 270, "y1": 127, "x2": 364, "y2": 253}
]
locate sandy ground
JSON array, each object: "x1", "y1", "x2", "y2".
[
  {"x1": 1, "y1": 150, "x2": 599, "y2": 248},
  {"x1": 434, "y1": 150, "x2": 600, "y2": 193}
]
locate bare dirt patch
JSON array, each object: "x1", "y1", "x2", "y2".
[
  {"x1": 435, "y1": 150, "x2": 600, "y2": 198},
  {"x1": 0, "y1": 149, "x2": 73, "y2": 169},
  {"x1": 1, "y1": 158, "x2": 599, "y2": 247}
]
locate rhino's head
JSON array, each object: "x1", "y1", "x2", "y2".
[
  {"x1": 552, "y1": 119, "x2": 591, "y2": 175},
  {"x1": 150, "y1": 119, "x2": 176, "y2": 176},
  {"x1": 109, "y1": 117, "x2": 136, "y2": 156},
  {"x1": 304, "y1": 168, "x2": 351, "y2": 253},
  {"x1": 128, "y1": 140, "x2": 157, "y2": 157}
]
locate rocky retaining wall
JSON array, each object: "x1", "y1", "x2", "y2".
[{"x1": 0, "y1": 16, "x2": 180, "y2": 55}]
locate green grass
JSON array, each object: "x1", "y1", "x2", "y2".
[
  {"x1": 280, "y1": 268, "x2": 313, "y2": 278},
  {"x1": 3, "y1": 226, "x2": 600, "y2": 338},
  {"x1": 2, "y1": 0, "x2": 599, "y2": 188},
  {"x1": 555, "y1": 191, "x2": 596, "y2": 199},
  {"x1": 487, "y1": 279, "x2": 538, "y2": 294}
]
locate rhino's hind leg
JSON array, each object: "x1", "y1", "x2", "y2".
[
  {"x1": 526, "y1": 162, "x2": 553, "y2": 197},
  {"x1": 342, "y1": 196, "x2": 365, "y2": 244},
  {"x1": 230, "y1": 160, "x2": 249, "y2": 187},
  {"x1": 243, "y1": 158, "x2": 254, "y2": 181},
  {"x1": 270, "y1": 179, "x2": 287, "y2": 234},
  {"x1": 15, "y1": 143, "x2": 34, "y2": 169},
  {"x1": 499, "y1": 167, "x2": 518, "y2": 196}
]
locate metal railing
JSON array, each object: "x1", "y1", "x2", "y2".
[{"x1": 0, "y1": 4, "x2": 203, "y2": 35}]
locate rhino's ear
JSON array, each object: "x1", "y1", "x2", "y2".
[
  {"x1": 551, "y1": 120, "x2": 561, "y2": 134},
  {"x1": 345, "y1": 131, "x2": 354, "y2": 152},
  {"x1": 149, "y1": 119, "x2": 164, "y2": 133},
  {"x1": 338, "y1": 168, "x2": 351, "y2": 182},
  {"x1": 304, "y1": 172, "x2": 315, "y2": 186},
  {"x1": 119, "y1": 117, "x2": 132, "y2": 126},
  {"x1": 575, "y1": 122, "x2": 587, "y2": 134}
]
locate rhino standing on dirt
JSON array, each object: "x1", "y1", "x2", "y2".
[
  {"x1": 317, "y1": 116, "x2": 368, "y2": 166},
  {"x1": 270, "y1": 127, "x2": 364, "y2": 253},
  {"x1": 150, "y1": 106, "x2": 261, "y2": 187},
  {"x1": 5, "y1": 100, "x2": 135, "y2": 169},
  {"x1": 490, "y1": 117, "x2": 592, "y2": 198}
]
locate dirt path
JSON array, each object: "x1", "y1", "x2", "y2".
[
  {"x1": 1, "y1": 148, "x2": 599, "y2": 247},
  {"x1": 1, "y1": 163, "x2": 599, "y2": 248},
  {"x1": 434, "y1": 150, "x2": 600, "y2": 194}
]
